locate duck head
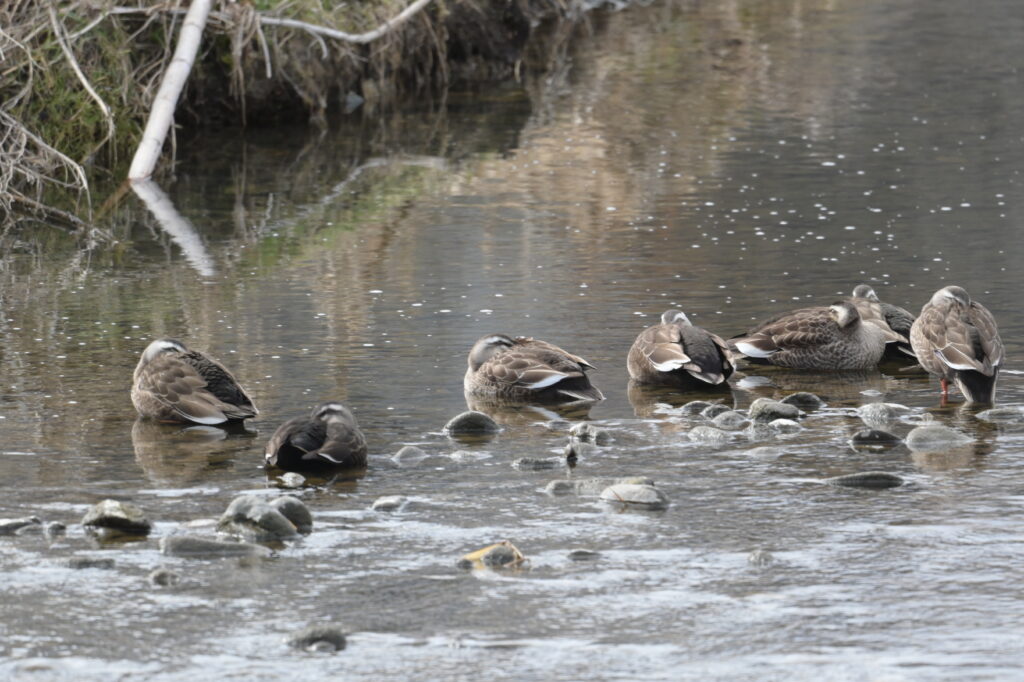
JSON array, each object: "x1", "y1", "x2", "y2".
[
  {"x1": 851, "y1": 284, "x2": 880, "y2": 301},
  {"x1": 140, "y1": 338, "x2": 188, "y2": 364},
  {"x1": 661, "y1": 309, "x2": 692, "y2": 326},
  {"x1": 829, "y1": 301, "x2": 861, "y2": 328},
  {"x1": 468, "y1": 334, "x2": 515, "y2": 371},
  {"x1": 934, "y1": 285, "x2": 971, "y2": 307},
  {"x1": 311, "y1": 401, "x2": 357, "y2": 424}
]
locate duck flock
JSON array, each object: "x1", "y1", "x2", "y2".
[{"x1": 130, "y1": 284, "x2": 1004, "y2": 473}]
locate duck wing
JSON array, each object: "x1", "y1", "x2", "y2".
[
  {"x1": 484, "y1": 339, "x2": 590, "y2": 390},
  {"x1": 637, "y1": 324, "x2": 693, "y2": 372},
  {"x1": 184, "y1": 351, "x2": 258, "y2": 419},
  {"x1": 135, "y1": 352, "x2": 252, "y2": 424},
  {"x1": 265, "y1": 416, "x2": 326, "y2": 466},
  {"x1": 313, "y1": 420, "x2": 368, "y2": 467},
  {"x1": 731, "y1": 308, "x2": 834, "y2": 357}
]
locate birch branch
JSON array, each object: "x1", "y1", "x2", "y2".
[{"x1": 257, "y1": 0, "x2": 436, "y2": 44}]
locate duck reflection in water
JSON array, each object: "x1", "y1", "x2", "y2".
[
  {"x1": 465, "y1": 394, "x2": 596, "y2": 428},
  {"x1": 132, "y1": 418, "x2": 256, "y2": 485},
  {"x1": 626, "y1": 381, "x2": 737, "y2": 419}
]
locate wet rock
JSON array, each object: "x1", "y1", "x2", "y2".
[
  {"x1": 745, "y1": 422, "x2": 777, "y2": 441},
  {"x1": 826, "y1": 472, "x2": 904, "y2": 489},
  {"x1": 545, "y1": 419, "x2": 572, "y2": 432},
  {"x1": 286, "y1": 624, "x2": 347, "y2": 652},
  {"x1": 371, "y1": 495, "x2": 407, "y2": 512},
  {"x1": 748, "y1": 398, "x2": 801, "y2": 423},
  {"x1": 743, "y1": 446, "x2": 784, "y2": 460},
  {"x1": 45, "y1": 521, "x2": 67, "y2": 538},
  {"x1": 391, "y1": 445, "x2": 430, "y2": 466},
  {"x1": 0, "y1": 516, "x2": 42, "y2": 536},
  {"x1": 700, "y1": 404, "x2": 732, "y2": 419},
  {"x1": 512, "y1": 457, "x2": 563, "y2": 471},
  {"x1": 270, "y1": 496, "x2": 313, "y2": 534},
  {"x1": 81, "y1": 500, "x2": 151, "y2": 535},
  {"x1": 780, "y1": 392, "x2": 826, "y2": 409},
  {"x1": 65, "y1": 557, "x2": 115, "y2": 570},
  {"x1": 444, "y1": 411, "x2": 501, "y2": 436},
  {"x1": 712, "y1": 410, "x2": 749, "y2": 431},
  {"x1": 544, "y1": 480, "x2": 578, "y2": 496},
  {"x1": 569, "y1": 422, "x2": 610, "y2": 445},
  {"x1": 688, "y1": 425, "x2": 730, "y2": 444},
  {"x1": 769, "y1": 418, "x2": 803, "y2": 434},
  {"x1": 457, "y1": 541, "x2": 525, "y2": 569},
  {"x1": 567, "y1": 548, "x2": 600, "y2": 561},
  {"x1": 218, "y1": 495, "x2": 298, "y2": 542},
  {"x1": 545, "y1": 476, "x2": 654, "y2": 497},
  {"x1": 160, "y1": 535, "x2": 273, "y2": 558},
  {"x1": 976, "y1": 406, "x2": 1024, "y2": 423},
  {"x1": 850, "y1": 429, "x2": 903, "y2": 449},
  {"x1": 278, "y1": 472, "x2": 306, "y2": 488},
  {"x1": 747, "y1": 549, "x2": 774, "y2": 567},
  {"x1": 148, "y1": 568, "x2": 181, "y2": 587},
  {"x1": 599, "y1": 483, "x2": 669, "y2": 510},
  {"x1": 905, "y1": 424, "x2": 972, "y2": 451},
  {"x1": 857, "y1": 402, "x2": 911, "y2": 428},
  {"x1": 681, "y1": 400, "x2": 712, "y2": 415}
]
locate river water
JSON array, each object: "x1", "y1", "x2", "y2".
[{"x1": 2, "y1": 0, "x2": 1024, "y2": 679}]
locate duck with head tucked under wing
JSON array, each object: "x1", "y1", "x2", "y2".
[
  {"x1": 627, "y1": 310, "x2": 734, "y2": 388},
  {"x1": 910, "y1": 285, "x2": 1003, "y2": 404},
  {"x1": 849, "y1": 284, "x2": 917, "y2": 359},
  {"x1": 464, "y1": 334, "x2": 603, "y2": 404},
  {"x1": 728, "y1": 301, "x2": 899, "y2": 371},
  {"x1": 131, "y1": 339, "x2": 258, "y2": 424},
  {"x1": 265, "y1": 402, "x2": 368, "y2": 472}
]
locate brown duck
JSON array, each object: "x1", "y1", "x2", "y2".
[
  {"x1": 910, "y1": 286, "x2": 1003, "y2": 403},
  {"x1": 131, "y1": 339, "x2": 257, "y2": 424},
  {"x1": 627, "y1": 310, "x2": 734, "y2": 387},
  {"x1": 265, "y1": 402, "x2": 368, "y2": 472},
  {"x1": 464, "y1": 334, "x2": 603, "y2": 403},
  {"x1": 849, "y1": 284, "x2": 916, "y2": 359}
]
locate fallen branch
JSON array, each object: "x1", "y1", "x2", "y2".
[{"x1": 257, "y1": 0, "x2": 436, "y2": 44}]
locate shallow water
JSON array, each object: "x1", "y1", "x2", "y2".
[{"x1": 2, "y1": 0, "x2": 1024, "y2": 679}]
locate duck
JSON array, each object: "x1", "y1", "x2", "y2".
[
  {"x1": 909, "y1": 285, "x2": 1003, "y2": 403},
  {"x1": 627, "y1": 310, "x2": 734, "y2": 387},
  {"x1": 849, "y1": 284, "x2": 916, "y2": 359},
  {"x1": 728, "y1": 301, "x2": 898, "y2": 370},
  {"x1": 464, "y1": 334, "x2": 603, "y2": 403},
  {"x1": 131, "y1": 339, "x2": 258, "y2": 424},
  {"x1": 264, "y1": 402, "x2": 368, "y2": 471}
]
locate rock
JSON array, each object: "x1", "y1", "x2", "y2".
[
  {"x1": 160, "y1": 535, "x2": 273, "y2": 558},
  {"x1": 769, "y1": 418, "x2": 802, "y2": 434},
  {"x1": 65, "y1": 557, "x2": 116, "y2": 570},
  {"x1": 567, "y1": 549, "x2": 600, "y2": 561},
  {"x1": 747, "y1": 549, "x2": 774, "y2": 567},
  {"x1": 218, "y1": 495, "x2": 298, "y2": 542},
  {"x1": 545, "y1": 419, "x2": 572, "y2": 432},
  {"x1": 681, "y1": 400, "x2": 712, "y2": 415},
  {"x1": 850, "y1": 429, "x2": 903, "y2": 449},
  {"x1": 826, "y1": 472, "x2": 904, "y2": 489},
  {"x1": 270, "y1": 496, "x2": 313, "y2": 534},
  {"x1": 45, "y1": 521, "x2": 67, "y2": 538},
  {"x1": 743, "y1": 446, "x2": 784, "y2": 460},
  {"x1": 688, "y1": 425, "x2": 730, "y2": 444},
  {"x1": 700, "y1": 404, "x2": 732, "y2": 419},
  {"x1": 545, "y1": 476, "x2": 654, "y2": 497},
  {"x1": 371, "y1": 495, "x2": 407, "y2": 512},
  {"x1": 0, "y1": 516, "x2": 42, "y2": 536},
  {"x1": 457, "y1": 541, "x2": 525, "y2": 569},
  {"x1": 745, "y1": 422, "x2": 777, "y2": 441},
  {"x1": 286, "y1": 624, "x2": 347, "y2": 652},
  {"x1": 444, "y1": 411, "x2": 501, "y2": 436},
  {"x1": 976, "y1": 406, "x2": 1024, "y2": 423},
  {"x1": 780, "y1": 392, "x2": 826, "y2": 409},
  {"x1": 277, "y1": 472, "x2": 306, "y2": 488},
  {"x1": 905, "y1": 424, "x2": 972, "y2": 451},
  {"x1": 712, "y1": 410, "x2": 749, "y2": 431},
  {"x1": 512, "y1": 457, "x2": 563, "y2": 471},
  {"x1": 148, "y1": 568, "x2": 180, "y2": 587},
  {"x1": 748, "y1": 398, "x2": 801, "y2": 423},
  {"x1": 857, "y1": 402, "x2": 911, "y2": 428},
  {"x1": 81, "y1": 500, "x2": 151, "y2": 535},
  {"x1": 569, "y1": 422, "x2": 610, "y2": 445},
  {"x1": 544, "y1": 480, "x2": 578, "y2": 496},
  {"x1": 391, "y1": 445, "x2": 430, "y2": 466},
  {"x1": 599, "y1": 483, "x2": 669, "y2": 510}
]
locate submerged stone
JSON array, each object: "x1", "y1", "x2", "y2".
[
  {"x1": 545, "y1": 476, "x2": 654, "y2": 497},
  {"x1": 148, "y1": 568, "x2": 181, "y2": 587},
  {"x1": 512, "y1": 457, "x2": 562, "y2": 471},
  {"x1": 65, "y1": 557, "x2": 116, "y2": 570},
  {"x1": 780, "y1": 392, "x2": 826, "y2": 409},
  {"x1": 569, "y1": 422, "x2": 610, "y2": 445},
  {"x1": 748, "y1": 398, "x2": 801, "y2": 423},
  {"x1": 81, "y1": 500, "x2": 151, "y2": 535},
  {"x1": 681, "y1": 400, "x2": 712, "y2": 415},
  {"x1": 278, "y1": 472, "x2": 306, "y2": 488},
  {"x1": 700, "y1": 404, "x2": 732, "y2": 419},
  {"x1": 392, "y1": 445, "x2": 430, "y2": 466},
  {"x1": 160, "y1": 535, "x2": 272, "y2": 558},
  {"x1": 457, "y1": 541, "x2": 525, "y2": 569},
  {"x1": 905, "y1": 424, "x2": 972, "y2": 451},
  {"x1": 976, "y1": 406, "x2": 1024, "y2": 423},
  {"x1": 270, "y1": 496, "x2": 313, "y2": 534},
  {"x1": 857, "y1": 402, "x2": 911, "y2": 428},
  {"x1": 599, "y1": 483, "x2": 669, "y2": 510},
  {"x1": 747, "y1": 549, "x2": 774, "y2": 567},
  {"x1": 371, "y1": 495, "x2": 407, "y2": 512},
  {"x1": 769, "y1": 418, "x2": 802, "y2": 434},
  {"x1": 567, "y1": 548, "x2": 600, "y2": 561},
  {"x1": 444, "y1": 411, "x2": 501, "y2": 435},
  {"x1": 826, "y1": 472, "x2": 904, "y2": 489},
  {"x1": 688, "y1": 425, "x2": 730, "y2": 444},
  {"x1": 850, "y1": 429, "x2": 903, "y2": 449},
  {"x1": 0, "y1": 516, "x2": 42, "y2": 536},
  {"x1": 218, "y1": 495, "x2": 298, "y2": 542},
  {"x1": 712, "y1": 410, "x2": 749, "y2": 431},
  {"x1": 286, "y1": 624, "x2": 347, "y2": 652}
]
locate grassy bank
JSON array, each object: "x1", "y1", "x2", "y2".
[{"x1": 0, "y1": 0, "x2": 602, "y2": 234}]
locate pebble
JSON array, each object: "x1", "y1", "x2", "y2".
[
  {"x1": 688, "y1": 425, "x2": 730, "y2": 444},
  {"x1": 599, "y1": 483, "x2": 669, "y2": 510},
  {"x1": 857, "y1": 402, "x2": 911, "y2": 428},
  {"x1": 218, "y1": 495, "x2": 298, "y2": 542},
  {"x1": 700, "y1": 404, "x2": 732, "y2": 419},
  {"x1": 850, "y1": 429, "x2": 903, "y2": 449},
  {"x1": 826, "y1": 472, "x2": 905, "y2": 489},
  {"x1": 569, "y1": 422, "x2": 610, "y2": 445},
  {"x1": 748, "y1": 398, "x2": 801, "y2": 423},
  {"x1": 372, "y1": 495, "x2": 407, "y2": 512},
  {"x1": 270, "y1": 496, "x2": 313, "y2": 534},
  {"x1": 444, "y1": 411, "x2": 501, "y2": 436},
  {"x1": 512, "y1": 457, "x2": 563, "y2": 471},
  {"x1": 780, "y1": 392, "x2": 826, "y2": 409},
  {"x1": 747, "y1": 549, "x2": 774, "y2": 567},
  {"x1": 567, "y1": 548, "x2": 600, "y2": 561},
  {"x1": 905, "y1": 424, "x2": 973, "y2": 451},
  {"x1": 681, "y1": 400, "x2": 712, "y2": 415},
  {"x1": 286, "y1": 624, "x2": 347, "y2": 652},
  {"x1": 65, "y1": 557, "x2": 116, "y2": 570},
  {"x1": 81, "y1": 500, "x2": 152, "y2": 535},
  {"x1": 976, "y1": 406, "x2": 1024, "y2": 423},
  {"x1": 391, "y1": 445, "x2": 430, "y2": 466},
  {"x1": 148, "y1": 568, "x2": 181, "y2": 587},
  {"x1": 160, "y1": 535, "x2": 273, "y2": 558},
  {"x1": 278, "y1": 472, "x2": 306, "y2": 488},
  {"x1": 0, "y1": 516, "x2": 42, "y2": 536},
  {"x1": 712, "y1": 410, "x2": 749, "y2": 431},
  {"x1": 769, "y1": 418, "x2": 802, "y2": 434}
]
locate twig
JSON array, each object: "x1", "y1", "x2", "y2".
[{"x1": 256, "y1": 0, "x2": 437, "y2": 44}]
